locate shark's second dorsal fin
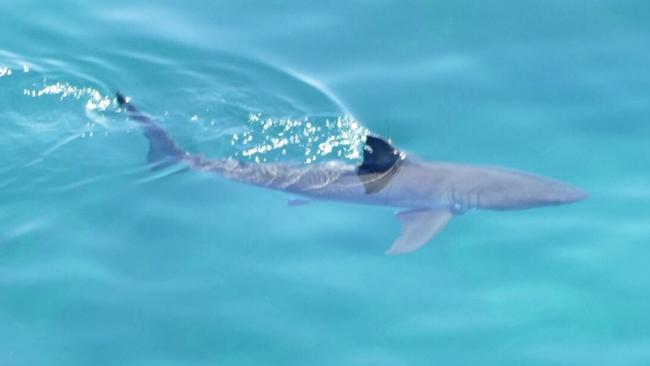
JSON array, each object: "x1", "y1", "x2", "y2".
[{"x1": 358, "y1": 135, "x2": 401, "y2": 175}]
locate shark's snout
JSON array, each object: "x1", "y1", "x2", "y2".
[
  {"x1": 473, "y1": 171, "x2": 589, "y2": 210},
  {"x1": 521, "y1": 179, "x2": 589, "y2": 209},
  {"x1": 566, "y1": 186, "x2": 589, "y2": 202},
  {"x1": 549, "y1": 184, "x2": 589, "y2": 204}
]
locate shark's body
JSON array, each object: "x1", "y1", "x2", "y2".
[{"x1": 118, "y1": 93, "x2": 587, "y2": 254}]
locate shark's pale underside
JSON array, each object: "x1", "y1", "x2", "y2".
[{"x1": 117, "y1": 93, "x2": 587, "y2": 254}]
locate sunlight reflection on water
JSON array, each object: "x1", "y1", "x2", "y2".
[{"x1": 232, "y1": 113, "x2": 367, "y2": 164}]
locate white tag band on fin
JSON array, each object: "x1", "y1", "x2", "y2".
[{"x1": 386, "y1": 208, "x2": 453, "y2": 255}]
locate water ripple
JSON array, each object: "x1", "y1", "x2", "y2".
[{"x1": 1, "y1": 45, "x2": 365, "y2": 193}]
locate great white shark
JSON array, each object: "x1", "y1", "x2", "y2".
[{"x1": 117, "y1": 92, "x2": 587, "y2": 254}]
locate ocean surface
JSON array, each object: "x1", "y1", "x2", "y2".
[{"x1": 1, "y1": 1, "x2": 649, "y2": 365}]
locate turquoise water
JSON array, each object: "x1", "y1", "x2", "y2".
[{"x1": 1, "y1": 1, "x2": 649, "y2": 365}]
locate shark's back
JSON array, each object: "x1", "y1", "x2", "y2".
[{"x1": 205, "y1": 159, "x2": 362, "y2": 196}]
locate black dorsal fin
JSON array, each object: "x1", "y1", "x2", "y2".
[{"x1": 358, "y1": 135, "x2": 401, "y2": 175}]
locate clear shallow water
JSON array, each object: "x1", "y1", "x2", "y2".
[{"x1": 1, "y1": 1, "x2": 649, "y2": 365}]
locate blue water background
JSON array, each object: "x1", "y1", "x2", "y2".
[{"x1": 1, "y1": 1, "x2": 649, "y2": 365}]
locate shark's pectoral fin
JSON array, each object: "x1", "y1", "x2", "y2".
[{"x1": 386, "y1": 208, "x2": 453, "y2": 255}]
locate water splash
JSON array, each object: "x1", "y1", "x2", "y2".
[
  {"x1": 0, "y1": 63, "x2": 30, "y2": 77},
  {"x1": 18, "y1": 79, "x2": 366, "y2": 166},
  {"x1": 231, "y1": 113, "x2": 368, "y2": 164},
  {"x1": 0, "y1": 66, "x2": 12, "y2": 77},
  {"x1": 23, "y1": 82, "x2": 114, "y2": 112}
]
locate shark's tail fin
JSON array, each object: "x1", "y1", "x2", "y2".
[{"x1": 117, "y1": 92, "x2": 187, "y2": 170}]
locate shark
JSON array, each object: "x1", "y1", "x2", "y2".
[{"x1": 117, "y1": 92, "x2": 587, "y2": 254}]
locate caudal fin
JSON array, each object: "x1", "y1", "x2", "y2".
[{"x1": 117, "y1": 92, "x2": 187, "y2": 170}]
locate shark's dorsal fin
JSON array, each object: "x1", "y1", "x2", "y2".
[
  {"x1": 357, "y1": 135, "x2": 404, "y2": 194},
  {"x1": 358, "y1": 135, "x2": 401, "y2": 175},
  {"x1": 386, "y1": 208, "x2": 453, "y2": 255}
]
